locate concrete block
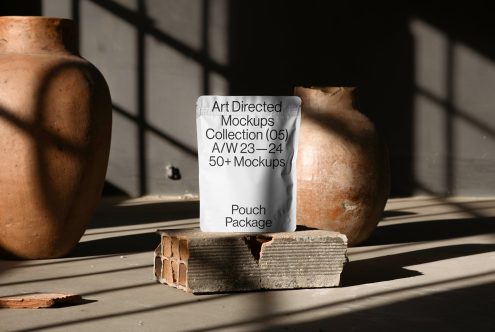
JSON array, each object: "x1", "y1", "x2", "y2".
[{"x1": 154, "y1": 229, "x2": 347, "y2": 293}]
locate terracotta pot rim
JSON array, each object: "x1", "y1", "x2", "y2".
[
  {"x1": 298, "y1": 86, "x2": 356, "y2": 93},
  {"x1": 0, "y1": 16, "x2": 78, "y2": 55},
  {"x1": 298, "y1": 86, "x2": 357, "y2": 88},
  {"x1": 0, "y1": 16, "x2": 73, "y2": 23}
]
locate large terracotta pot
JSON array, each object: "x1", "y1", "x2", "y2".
[
  {"x1": 295, "y1": 87, "x2": 389, "y2": 246},
  {"x1": 0, "y1": 17, "x2": 112, "y2": 259}
]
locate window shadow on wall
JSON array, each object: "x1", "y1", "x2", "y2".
[
  {"x1": 3, "y1": 1, "x2": 495, "y2": 198},
  {"x1": 75, "y1": 0, "x2": 218, "y2": 196},
  {"x1": 411, "y1": 5, "x2": 495, "y2": 197}
]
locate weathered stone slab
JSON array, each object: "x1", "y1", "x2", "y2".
[{"x1": 154, "y1": 229, "x2": 347, "y2": 293}]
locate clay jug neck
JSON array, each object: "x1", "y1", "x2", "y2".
[
  {"x1": 295, "y1": 87, "x2": 357, "y2": 111},
  {"x1": 0, "y1": 16, "x2": 78, "y2": 55}
]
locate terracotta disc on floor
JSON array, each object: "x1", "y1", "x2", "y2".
[{"x1": 0, "y1": 293, "x2": 82, "y2": 309}]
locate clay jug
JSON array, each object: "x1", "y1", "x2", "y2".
[
  {"x1": 0, "y1": 17, "x2": 112, "y2": 259},
  {"x1": 295, "y1": 87, "x2": 389, "y2": 246}
]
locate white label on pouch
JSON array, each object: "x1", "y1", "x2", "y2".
[{"x1": 196, "y1": 96, "x2": 301, "y2": 232}]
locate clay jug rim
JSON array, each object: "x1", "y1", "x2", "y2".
[
  {"x1": 0, "y1": 16, "x2": 78, "y2": 55},
  {"x1": 0, "y1": 16, "x2": 73, "y2": 23},
  {"x1": 297, "y1": 86, "x2": 356, "y2": 94},
  {"x1": 295, "y1": 86, "x2": 358, "y2": 111}
]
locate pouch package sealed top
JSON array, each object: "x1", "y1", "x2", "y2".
[{"x1": 196, "y1": 96, "x2": 301, "y2": 232}]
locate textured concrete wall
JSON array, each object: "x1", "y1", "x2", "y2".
[
  {"x1": 411, "y1": 19, "x2": 495, "y2": 196},
  {"x1": 40, "y1": 1, "x2": 494, "y2": 197}
]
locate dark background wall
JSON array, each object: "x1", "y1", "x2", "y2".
[{"x1": 2, "y1": 1, "x2": 494, "y2": 197}]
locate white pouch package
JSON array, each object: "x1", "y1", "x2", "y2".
[{"x1": 196, "y1": 96, "x2": 301, "y2": 232}]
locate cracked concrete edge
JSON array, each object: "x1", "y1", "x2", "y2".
[{"x1": 154, "y1": 229, "x2": 348, "y2": 293}]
